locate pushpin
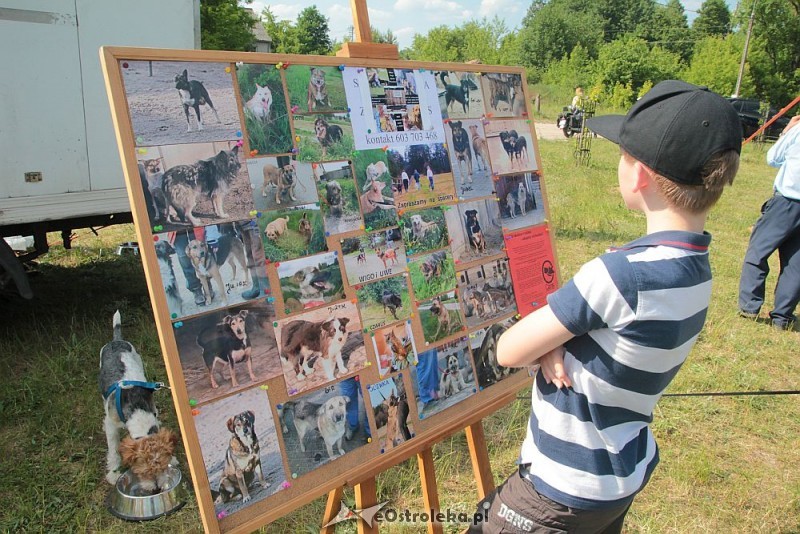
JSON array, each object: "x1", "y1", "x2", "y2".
[
  {"x1": 250, "y1": 210, "x2": 258, "y2": 217},
  {"x1": 281, "y1": 481, "x2": 291, "y2": 489},
  {"x1": 357, "y1": 68, "x2": 364, "y2": 73},
  {"x1": 236, "y1": 139, "x2": 244, "y2": 147},
  {"x1": 264, "y1": 288, "x2": 271, "y2": 293},
  {"x1": 152, "y1": 235, "x2": 159, "y2": 242},
  {"x1": 338, "y1": 64, "x2": 345, "y2": 71},
  {"x1": 122, "y1": 62, "x2": 129, "y2": 68},
  {"x1": 154, "y1": 225, "x2": 163, "y2": 231},
  {"x1": 267, "y1": 297, "x2": 275, "y2": 302},
  {"x1": 473, "y1": 388, "x2": 477, "y2": 393},
  {"x1": 295, "y1": 135, "x2": 301, "y2": 142},
  {"x1": 291, "y1": 105, "x2": 299, "y2": 113},
  {"x1": 137, "y1": 148, "x2": 147, "y2": 154},
  {"x1": 381, "y1": 145, "x2": 388, "y2": 151},
  {"x1": 217, "y1": 511, "x2": 227, "y2": 519},
  {"x1": 367, "y1": 437, "x2": 372, "y2": 442},
  {"x1": 250, "y1": 149, "x2": 258, "y2": 156},
  {"x1": 260, "y1": 384, "x2": 269, "y2": 390},
  {"x1": 273, "y1": 321, "x2": 278, "y2": 327},
  {"x1": 285, "y1": 308, "x2": 291, "y2": 314},
  {"x1": 367, "y1": 129, "x2": 371, "y2": 134},
  {"x1": 380, "y1": 448, "x2": 385, "y2": 453},
  {"x1": 174, "y1": 321, "x2": 183, "y2": 328},
  {"x1": 291, "y1": 148, "x2": 298, "y2": 154},
  {"x1": 171, "y1": 313, "x2": 177, "y2": 319},
  {"x1": 225, "y1": 66, "x2": 231, "y2": 73},
  {"x1": 325, "y1": 231, "x2": 330, "y2": 237},
  {"x1": 479, "y1": 386, "x2": 484, "y2": 391},
  {"x1": 236, "y1": 129, "x2": 242, "y2": 136},
  {"x1": 189, "y1": 399, "x2": 198, "y2": 407},
  {"x1": 192, "y1": 408, "x2": 200, "y2": 416},
  {"x1": 282, "y1": 62, "x2": 290, "y2": 69},
  {"x1": 136, "y1": 136, "x2": 144, "y2": 143},
  {"x1": 275, "y1": 62, "x2": 283, "y2": 69},
  {"x1": 419, "y1": 68, "x2": 426, "y2": 72}
]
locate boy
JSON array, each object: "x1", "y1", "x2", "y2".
[{"x1": 471, "y1": 81, "x2": 742, "y2": 533}]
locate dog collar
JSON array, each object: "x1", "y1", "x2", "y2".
[{"x1": 103, "y1": 380, "x2": 168, "y2": 423}]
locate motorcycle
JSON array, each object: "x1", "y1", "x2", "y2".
[{"x1": 557, "y1": 106, "x2": 584, "y2": 138}]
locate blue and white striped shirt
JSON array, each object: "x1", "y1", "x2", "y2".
[{"x1": 520, "y1": 230, "x2": 713, "y2": 510}]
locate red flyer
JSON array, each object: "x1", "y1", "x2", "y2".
[{"x1": 505, "y1": 225, "x2": 559, "y2": 316}]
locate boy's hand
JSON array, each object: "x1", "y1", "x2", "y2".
[
  {"x1": 785, "y1": 115, "x2": 800, "y2": 134},
  {"x1": 540, "y1": 346, "x2": 572, "y2": 390}
]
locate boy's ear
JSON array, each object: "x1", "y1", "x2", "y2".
[{"x1": 632, "y1": 160, "x2": 654, "y2": 192}]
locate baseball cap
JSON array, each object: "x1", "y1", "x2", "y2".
[{"x1": 586, "y1": 80, "x2": 742, "y2": 186}]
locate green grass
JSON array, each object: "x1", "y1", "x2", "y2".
[
  {"x1": 408, "y1": 252, "x2": 457, "y2": 301},
  {"x1": 294, "y1": 115, "x2": 355, "y2": 162},
  {"x1": 258, "y1": 207, "x2": 326, "y2": 262},
  {"x1": 2, "y1": 139, "x2": 800, "y2": 532},
  {"x1": 284, "y1": 65, "x2": 348, "y2": 112}
]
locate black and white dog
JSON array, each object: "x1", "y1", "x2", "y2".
[
  {"x1": 99, "y1": 311, "x2": 177, "y2": 490},
  {"x1": 174, "y1": 69, "x2": 221, "y2": 132},
  {"x1": 196, "y1": 310, "x2": 255, "y2": 389},
  {"x1": 154, "y1": 240, "x2": 183, "y2": 315}
]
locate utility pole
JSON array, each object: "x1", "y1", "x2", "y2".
[{"x1": 733, "y1": 0, "x2": 757, "y2": 98}]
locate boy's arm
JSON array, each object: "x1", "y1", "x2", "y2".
[
  {"x1": 496, "y1": 304, "x2": 574, "y2": 368},
  {"x1": 767, "y1": 115, "x2": 800, "y2": 168}
]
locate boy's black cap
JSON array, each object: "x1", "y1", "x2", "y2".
[{"x1": 586, "y1": 80, "x2": 742, "y2": 186}]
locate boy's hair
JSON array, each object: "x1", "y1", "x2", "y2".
[{"x1": 651, "y1": 149, "x2": 739, "y2": 213}]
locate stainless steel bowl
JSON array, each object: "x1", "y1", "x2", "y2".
[{"x1": 107, "y1": 466, "x2": 186, "y2": 521}]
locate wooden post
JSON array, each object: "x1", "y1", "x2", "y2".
[
  {"x1": 355, "y1": 477, "x2": 379, "y2": 534},
  {"x1": 465, "y1": 422, "x2": 495, "y2": 500},
  {"x1": 321, "y1": 486, "x2": 344, "y2": 534},
  {"x1": 336, "y1": 0, "x2": 400, "y2": 59},
  {"x1": 417, "y1": 448, "x2": 444, "y2": 534}
]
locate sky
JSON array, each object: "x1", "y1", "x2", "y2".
[{"x1": 250, "y1": 0, "x2": 740, "y2": 50}]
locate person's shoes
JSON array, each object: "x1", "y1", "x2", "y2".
[
  {"x1": 738, "y1": 309, "x2": 759, "y2": 319},
  {"x1": 192, "y1": 288, "x2": 206, "y2": 306},
  {"x1": 772, "y1": 319, "x2": 796, "y2": 331},
  {"x1": 241, "y1": 279, "x2": 260, "y2": 300}
]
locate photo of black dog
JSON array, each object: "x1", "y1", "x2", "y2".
[
  {"x1": 438, "y1": 72, "x2": 479, "y2": 115},
  {"x1": 356, "y1": 276, "x2": 412, "y2": 331},
  {"x1": 382, "y1": 289, "x2": 403, "y2": 321},
  {"x1": 449, "y1": 120, "x2": 473, "y2": 185},
  {"x1": 314, "y1": 117, "x2": 343, "y2": 159},
  {"x1": 484, "y1": 119, "x2": 537, "y2": 175},
  {"x1": 464, "y1": 209, "x2": 486, "y2": 254},
  {"x1": 470, "y1": 317, "x2": 519, "y2": 389},
  {"x1": 196, "y1": 310, "x2": 256, "y2": 390},
  {"x1": 174, "y1": 68, "x2": 221, "y2": 132},
  {"x1": 444, "y1": 199, "x2": 505, "y2": 264}
]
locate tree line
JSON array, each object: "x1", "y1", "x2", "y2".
[{"x1": 201, "y1": 0, "x2": 798, "y2": 109}]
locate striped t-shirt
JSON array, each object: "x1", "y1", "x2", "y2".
[{"x1": 519, "y1": 230, "x2": 713, "y2": 510}]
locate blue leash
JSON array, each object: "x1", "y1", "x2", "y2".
[{"x1": 103, "y1": 380, "x2": 168, "y2": 423}]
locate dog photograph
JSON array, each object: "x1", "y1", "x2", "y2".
[
  {"x1": 135, "y1": 142, "x2": 254, "y2": 232},
  {"x1": 122, "y1": 60, "x2": 240, "y2": 146},
  {"x1": 341, "y1": 228, "x2": 407, "y2": 286},
  {"x1": 442, "y1": 118, "x2": 494, "y2": 200},
  {"x1": 294, "y1": 113, "x2": 355, "y2": 162},
  {"x1": 409, "y1": 250, "x2": 457, "y2": 302},
  {"x1": 153, "y1": 221, "x2": 267, "y2": 319},
  {"x1": 194, "y1": 388, "x2": 286, "y2": 517},
  {"x1": 279, "y1": 377, "x2": 370, "y2": 477},
  {"x1": 417, "y1": 290, "x2": 465, "y2": 345},
  {"x1": 371, "y1": 321, "x2": 418, "y2": 377},
  {"x1": 444, "y1": 198, "x2": 505, "y2": 265},
  {"x1": 258, "y1": 203, "x2": 327, "y2": 262},
  {"x1": 434, "y1": 71, "x2": 485, "y2": 120},
  {"x1": 410, "y1": 336, "x2": 476, "y2": 419},
  {"x1": 285, "y1": 65, "x2": 348, "y2": 114},
  {"x1": 458, "y1": 258, "x2": 517, "y2": 329},
  {"x1": 246, "y1": 156, "x2": 319, "y2": 212},
  {"x1": 398, "y1": 206, "x2": 449, "y2": 256},
  {"x1": 312, "y1": 160, "x2": 363, "y2": 236},
  {"x1": 387, "y1": 142, "x2": 456, "y2": 210},
  {"x1": 173, "y1": 300, "x2": 281, "y2": 404},
  {"x1": 470, "y1": 316, "x2": 519, "y2": 390},
  {"x1": 237, "y1": 62, "x2": 294, "y2": 156},
  {"x1": 275, "y1": 301, "x2": 367, "y2": 396},
  {"x1": 353, "y1": 149, "x2": 398, "y2": 232},
  {"x1": 277, "y1": 251, "x2": 345, "y2": 314},
  {"x1": 480, "y1": 73, "x2": 525, "y2": 117},
  {"x1": 494, "y1": 173, "x2": 545, "y2": 231},
  {"x1": 483, "y1": 119, "x2": 538, "y2": 175},
  {"x1": 355, "y1": 275, "x2": 413, "y2": 331},
  {"x1": 367, "y1": 373, "x2": 415, "y2": 451}
]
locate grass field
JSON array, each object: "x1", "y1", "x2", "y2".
[{"x1": 1, "y1": 138, "x2": 799, "y2": 533}]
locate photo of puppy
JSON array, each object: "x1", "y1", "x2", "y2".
[
  {"x1": 274, "y1": 302, "x2": 367, "y2": 395},
  {"x1": 277, "y1": 251, "x2": 345, "y2": 313},
  {"x1": 371, "y1": 322, "x2": 418, "y2": 377},
  {"x1": 387, "y1": 142, "x2": 456, "y2": 211},
  {"x1": 294, "y1": 113, "x2": 354, "y2": 162},
  {"x1": 494, "y1": 173, "x2": 545, "y2": 231},
  {"x1": 458, "y1": 258, "x2": 516, "y2": 328},
  {"x1": 341, "y1": 229, "x2": 407, "y2": 286},
  {"x1": 470, "y1": 317, "x2": 519, "y2": 389},
  {"x1": 285, "y1": 65, "x2": 348, "y2": 114},
  {"x1": 280, "y1": 377, "x2": 369, "y2": 477},
  {"x1": 367, "y1": 373, "x2": 415, "y2": 451},
  {"x1": 195, "y1": 388, "x2": 285, "y2": 516},
  {"x1": 409, "y1": 250, "x2": 457, "y2": 301},
  {"x1": 410, "y1": 337, "x2": 476, "y2": 418},
  {"x1": 353, "y1": 150, "x2": 398, "y2": 231},
  {"x1": 399, "y1": 207, "x2": 449, "y2": 255},
  {"x1": 443, "y1": 118, "x2": 493, "y2": 200},
  {"x1": 483, "y1": 119, "x2": 538, "y2": 175},
  {"x1": 444, "y1": 199, "x2": 505, "y2": 264},
  {"x1": 237, "y1": 63, "x2": 293, "y2": 156},
  {"x1": 259, "y1": 204, "x2": 327, "y2": 262},
  {"x1": 185, "y1": 233, "x2": 248, "y2": 307},
  {"x1": 174, "y1": 301, "x2": 281, "y2": 404},
  {"x1": 355, "y1": 275, "x2": 413, "y2": 331},
  {"x1": 418, "y1": 291, "x2": 465, "y2": 345},
  {"x1": 435, "y1": 71, "x2": 484, "y2": 119},
  {"x1": 247, "y1": 157, "x2": 319, "y2": 213},
  {"x1": 122, "y1": 60, "x2": 240, "y2": 146},
  {"x1": 480, "y1": 73, "x2": 525, "y2": 117}
]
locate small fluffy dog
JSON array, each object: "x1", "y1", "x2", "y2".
[
  {"x1": 290, "y1": 396, "x2": 349, "y2": 459},
  {"x1": 298, "y1": 212, "x2": 312, "y2": 243},
  {"x1": 314, "y1": 117, "x2": 343, "y2": 159},
  {"x1": 245, "y1": 83, "x2": 273, "y2": 121},
  {"x1": 382, "y1": 289, "x2": 403, "y2": 320},
  {"x1": 161, "y1": 146, "x2": 241, "y2": 227},
  {"x1": 469, "y1": 125, "x2": 489, "y2": 172},
  {"x1": 262, "y1": 163, "x2": 297, "y2": 205},
  {"x1": 360, "y1": 162, "x2": 395, "y2": 214},
  {"x1": 325, "y1": 180, "x2": 345, "y2": 216},
  {"x1": 439, "y1": 353, "x2": 469, "y2": 397},
  {"x1": 185, "y1": 235, "x2": 249, "y2": 306},
  {"x1": 464, "y1": 209, "x2": 486, "y2": 254},
  {"x1": 264, "y1": 217, "x2": 289, "y2": 240},
  {"x1": 307, "y1": 68, "x2": 330, "y2": 112},
  {"x1": 196, "y1": 310, "x2": 255, "y2": 389},
  {"x1": 100, "y1": 311, "x2": 177, "y2": 492},
  {"x1": 213, "y1": 411, "x2": 269, "y2": 504},
  {"x1": 281, "y1": 317, "x2": 351, "y2": 381},
  {"x1": 410, "y1": 214, "x2": 438, "y2": 241},
  {"x1": 293, "y1": 266, "x2": 333, "y2": 300},
  {"x1": 174, "y1": 69, "x2": 221, "y2": 132},
  {"x1": 421, "y1": 251, "x2": 447, "y2": 282},
  {"x1": 154, "y1": 240, "x2": 183, "y2": 315},
  {"x1": 448, "y1": 120, "x2": 473, "y2": 183}
]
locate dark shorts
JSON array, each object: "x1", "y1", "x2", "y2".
[{"x1": 469, "y1": 467, "x2": 633, "y2": 534}]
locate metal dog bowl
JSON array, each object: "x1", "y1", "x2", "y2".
[
  {"x1": 107, "y1": 466, "x2": 186, "y2": 521},
  {"x1": 116, "y1": 241, "x2": 139, "y2": 256}
]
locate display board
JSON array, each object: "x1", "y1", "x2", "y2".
[{"x1": 101, "y1": 47, "x2": 560, "y2": 534}]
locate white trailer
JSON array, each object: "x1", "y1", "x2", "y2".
[{"x1": 0, "y1": 0, "x2": 199, "y2": 297}]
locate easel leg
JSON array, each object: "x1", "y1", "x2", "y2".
[
  {"x1": 466, "y1": 421, "x2": 495, "y2": 499},
  {"x1": 355, "y1": 477, "x2": 379, "y2": 534},
  {"x1": 321, "y1": 486, "x2": 344, "y2": 534},
  {"x1": 418, "y1": 448, "x2": 444, "y2": 534}
]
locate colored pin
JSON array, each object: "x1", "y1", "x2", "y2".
[
  {"x1": 189, "y1": 399, "x2": 197, "y2": 407},
  {"x1": 174, "y1": 322, "x2": 183, "y2": 328},
  {"x1": 281, "y1": 481, "x2": 291, "y2": 489},
  {"x1": 338, "y1": 64, "x2": 345, "y2": 71}
]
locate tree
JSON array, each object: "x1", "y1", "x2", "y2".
[
  {"x1": 693, "y1": 0, "x2": 731, "y2": 37},
  {"x1": 294, "y1": 6, "x2": 333, "y2": 55},
  {"x1": 407, "y1": 26, "x2": 464, "y2": 62},
  {"x1": 261, "y1": 6, "x2": 298, "y2": 54},
  {"x1": 592, "y1": 36, "x2": 682, "y2": 100},
  {"x1": 200, "y1": 0, "x2": 257, "y2": 51},
  {"x1": 683, "y1": 34, "x2": 755, "y2": 97},
  {"x1": 593, "y1": 0, "x2": 656, "y2": 42},
  {"x1": 405, "y1": 18, "x2": 511, "y2": 65},
  {"x1": 650, "y1": 0, "x2": 694, "y2": 62}
]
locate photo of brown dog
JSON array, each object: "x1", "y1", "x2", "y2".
[
  {"x1": 367, "y1": 373, "x2": 415, "y2": 451},
  {"x1": 246, "y1": 157, "x2": 319, "y2": 212},
  {"x1": 457, "y1": 258, "x2": 517, "y2": 329},
  {"x1": 371, "y1": 321, "x2": 418, "y2": 377}
]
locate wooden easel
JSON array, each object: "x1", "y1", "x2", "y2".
[{"x1": 320, "y1": 4, "x2": 497, "y2": 532}]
